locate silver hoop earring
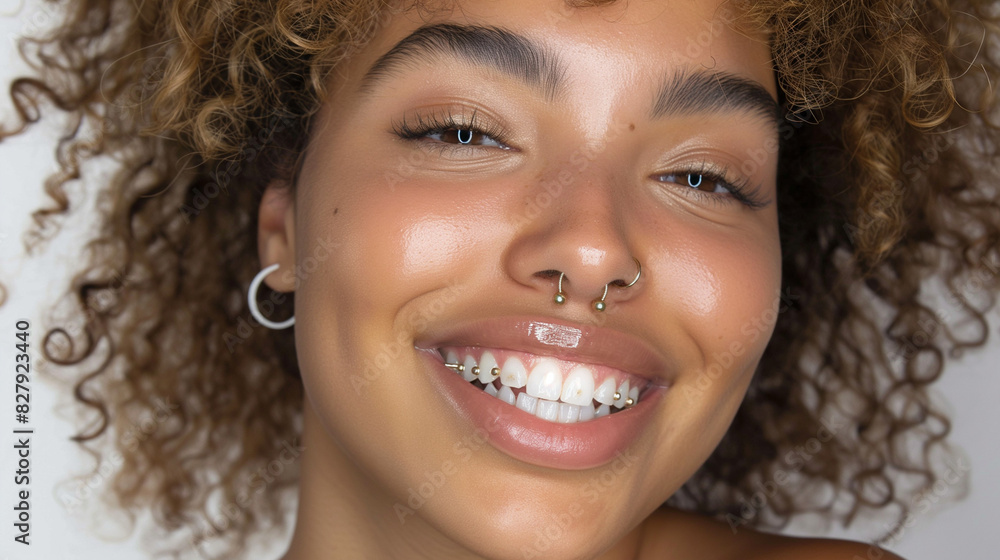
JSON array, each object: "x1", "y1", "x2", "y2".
[{"x1": 248, "y1": 263, "x2": 295, "y2": 329}]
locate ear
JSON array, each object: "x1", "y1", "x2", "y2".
[{"x1": 257, "y1": 180, "x2": 296, "y2": 292}]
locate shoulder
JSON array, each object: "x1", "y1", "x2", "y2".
[
  {"x1": 637, "y1": 508, "x2": 906, "y2": 560},
  {"x1": 748, "y1": 535, "x2": 906, "y2": 560}
]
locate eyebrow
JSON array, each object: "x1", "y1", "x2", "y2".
[
  {"x1": 359, "y1": 22, "x2": 780, "y2": 131},
  {"x1": 651, "y1": 70, "x2": 781, "y2": 132},
  {"x1": 359, "y1": 23, "x2": 567, "y2": 101}
]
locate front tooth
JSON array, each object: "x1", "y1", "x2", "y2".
[
  {"x1": 595, "y1": 404, "x2": 611, "y2": 417},
  {"x1": 628, "y1": 385, "x2": 639, "y2": 405},
  {"x1": 557, "y1": 403, "x2": 581, "y2": 423},
  {"x1": 500, "y1": 357, "x2": 528, "y2": 388},
  {"x1": 613, "y1": 380, "x2": 630, "y2": 409},
  {"x1": 462, "y1": 355, "x2": 478, "y2": 382},
  {"x1": 478, "y1": 351, "x2": 500, "y2": 384},
  {"x1": 526, "y1": 358, "x2": 563, "y2": 400},
  {"x1": 497, "y1": 385, "x2": 516, "y2": 406},
  {"x1": 578, "y1": 404, "x2": 595, "y2": 422},
  {"x1": 516, "y1": 392, "x2": 538, "y2": 415},
  {"x1": 535, "y1": 399, "x2": 559, "y2": 421},
  {"x1": 485, "y1": 382, "x2": 498, "y2": 397},
  {"x1": 560, "y1": 366, "x2": 595, "y2": 406},
  {"x1": 594, "y1": 378, "x2": 617, "y2": 405}
]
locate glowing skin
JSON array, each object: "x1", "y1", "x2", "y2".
[{"x1": 252, "y1": 0, "x2": 836, "y2": 558}]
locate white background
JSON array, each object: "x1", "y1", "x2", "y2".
[{"x1": 0, "y1": 1, "x2": 997, "y2": 559}]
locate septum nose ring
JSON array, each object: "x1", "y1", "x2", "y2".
[{"x1": 553, "y1": 257, "x2": 642, "y2": 312}]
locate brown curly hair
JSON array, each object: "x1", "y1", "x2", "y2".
[{"x1": 3, "y1": 0, "x2": 999, "y2": 556}]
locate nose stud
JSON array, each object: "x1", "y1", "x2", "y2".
[{"x1": 552, "y1": 258, "x2": 642, "y2": 312}]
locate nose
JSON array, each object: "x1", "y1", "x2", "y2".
[{"x1": 503, "y1": 169, "x2": 642, "y2": 313}]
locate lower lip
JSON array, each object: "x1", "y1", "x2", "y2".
[{"x1": 420, "y1": 351, "x2": 664, "y2": 470}]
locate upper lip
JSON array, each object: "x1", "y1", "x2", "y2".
[{"x1": 415, "y1": 315, "x2": 673, "y2": 386}]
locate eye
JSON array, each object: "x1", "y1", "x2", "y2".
[
  {"x1": 391, "y1": 108, "x2": 513, "y2": 152},
  {"x1": 424, "y1": 127, "x2": 509, "y2": 149},
  {"x1": 651, "y1": 162, "x2": 768, "y2": 209},
  {"x1": 656, "y1": 171, "x2": 735, "y2": 195}
]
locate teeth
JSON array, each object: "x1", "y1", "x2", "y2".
[
  {"x1": 594, "y1": 377, "x2": 617, "y2": 405},
  {"x1": 478, "y1": 351, "x2": 500, "y2": 384},
  {"x1": 558, "y1": 402, "x2": 581, "y2": 423},
  {"x1": 441, "y1": 348, "x2": 649, "y2": 424},
  {"x1": 516, "y1": 392, "x2": 538, "y2": 415},
  {"x1": 497, "y1": 385, "x2": 516, "y2": 406},
  {"x1": 462, "y1": 355, "x2": 478, "y2": 382},
  {"x1": 535, "y1": 398, "x2": 559, "y2": 422},
  {"x1": 499, "y1": 357, "x2": 528, "y2": 388},
  {"x1": 613, "y1": 380, "x2": 630, "y2": 409},
  {"x1": 526, "y1": 358, "x2": 562, "y2": 401},
  {"x1": 446, "y1": 350, "x2": 461, "y2": 372},
  {"x1": 560, "y1": 365, "x2": 596, "y2": 406}
]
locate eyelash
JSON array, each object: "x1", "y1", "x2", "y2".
[
  {"x1": 651, "y1": 161, "x2": 768, "y2": 209},
  {"x1": 390, "y1": 110, "x2": 767, "y2": 209},
  {"x1": 390, "y1": 109, "x2": 513, "y2": 153}
]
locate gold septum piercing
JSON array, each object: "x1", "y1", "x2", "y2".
[
  {"x1": 594, "y1": 258, "x2": 642, "y2": 312},
  {"x1": 554, "y1": 272, "x2": 568, "y2": 305},
  {"x1": 553, "y1": 258, "x2": 642, "y2": 312}
]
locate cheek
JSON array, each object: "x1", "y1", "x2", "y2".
[
  {"x1": 635, "y1": 218, "x2": 780, "y2": 483},
  {"x1": 288, "y1": 174, "x2": 483, "y2": 474},
  {"x1": 290, "y1": 162, "x2": 506, "y2": 402},
  {"x1": 401, "y1": 218, "x2": 466, "y2": 274},
  {"x1": 296, "y1": 174, "x2": 476, "y2": 310},
  {"x1": 651, "y1": 218, "x2": 782, "y2": 372}
]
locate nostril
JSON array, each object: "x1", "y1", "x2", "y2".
[
  {"x1": 535, "y1": 270, "x2": 562, "y2": 280},
  {"x1": 538, "y1": 270, "x2": 569, "y2": 305}
]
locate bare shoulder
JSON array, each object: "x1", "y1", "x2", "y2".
[
  {"x1": 748, "y1": 534, "x2": 907, "y2": 560},
  {"x1": 637, "y1": 508, "x2": 906, "y2": 560}
]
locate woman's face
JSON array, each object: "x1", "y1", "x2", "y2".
[{"x1": 261, "y1": 0, "x2": 781, "y2": 556}]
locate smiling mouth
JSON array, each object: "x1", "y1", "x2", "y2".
[{"x1": 437, "y1": 346, "x2": 651, "y2": 424}]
